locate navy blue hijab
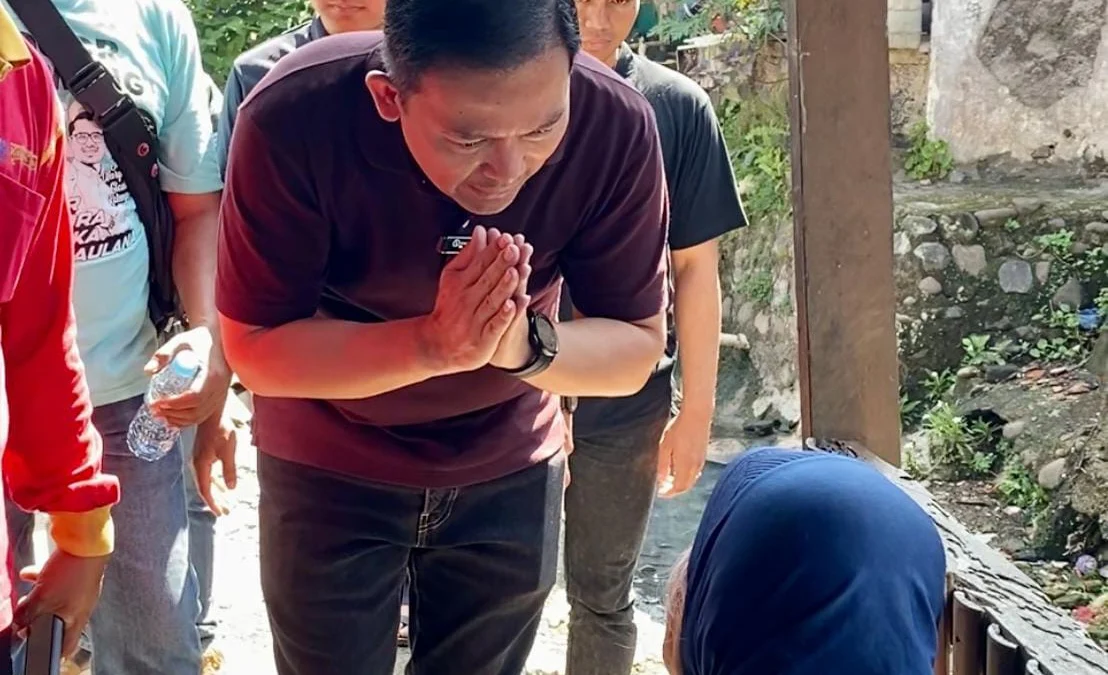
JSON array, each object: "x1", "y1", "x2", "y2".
[{"x1": 679, "y1": 449, "x2": 946, "y2": 675}]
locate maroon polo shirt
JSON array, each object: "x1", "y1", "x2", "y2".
[{"x1": 216, "y1": 31, "x2": 669, "y2": 488}]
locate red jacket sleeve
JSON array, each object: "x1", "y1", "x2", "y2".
[{"x1": 2, "y1": 52, "x2": 119, "y2": 555}]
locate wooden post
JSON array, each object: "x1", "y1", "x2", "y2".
[{"x1": 786, "y1": 0, "x2": 902, "y2": 464}]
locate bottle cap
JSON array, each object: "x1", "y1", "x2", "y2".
[{"x1": 168, "y1": 351, "x2": 201, "y2": 379}]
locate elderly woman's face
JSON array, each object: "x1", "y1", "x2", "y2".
[{"x1": 663, "y1": 549, "x2": 691, "y2": 674}]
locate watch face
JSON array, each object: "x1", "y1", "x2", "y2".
[{"x1": 534, "y1": 313, "x2": 559, "y2": 356}]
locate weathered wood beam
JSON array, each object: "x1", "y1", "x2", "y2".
[{"x1": 786, "y1": 0, "x2": 902, "y2": 464}]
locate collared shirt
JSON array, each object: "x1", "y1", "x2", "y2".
[
  {"x1": 566, "y1": 43, "x2": 747, "y2": 435},
  {"x1": 0, "y1": 4, "x2": 119, "y2": 628},
  {"x1": 216, "y1": 17, "x2": 328, "y2": 178},
  {"x1": 217, "y1": 32, "x2": 670, "y2": 488}
]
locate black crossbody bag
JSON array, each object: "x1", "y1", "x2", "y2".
[{"x1": 10, "y1": 0, "x2": 183, "y2": 336}]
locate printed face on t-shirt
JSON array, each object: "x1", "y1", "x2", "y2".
[
  {"x1": 311, "y1": 0, "x2": 386, "y2": 33},
  {"x1": 366, "y1": 45, "x2": 572, "y2": 216},
  {"x1": 575, "y1": 0, "x2": 640, "y2": 67}
]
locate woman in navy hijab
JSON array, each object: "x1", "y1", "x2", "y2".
[{"x1": 663, "y1": 448, "x2": 946, "y2": 675}]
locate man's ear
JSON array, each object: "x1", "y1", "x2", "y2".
[{"x1": 366, "y1": 70, "x2": 402, "y2": 122}]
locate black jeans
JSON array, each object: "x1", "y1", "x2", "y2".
[
  {"x1": 563, "y1": 412, "x2": 670, "y2": 675},
  {"x1": 258, "y1": 452, "x2": 564, "y2": 675}
]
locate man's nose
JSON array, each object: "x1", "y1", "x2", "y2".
[
  {"x1": 577, "y1": 2, "x2": 610, "y2": 30},
  {"x1": 484, "y1": 140, "x2": 526, "y2": 184}
]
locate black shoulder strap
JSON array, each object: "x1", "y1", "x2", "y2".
[{"x1": 9, "y1": 0, "x2": 182, "y2": 333}]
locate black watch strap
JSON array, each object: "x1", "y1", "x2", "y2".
[{"x1": 500, "y1": 310, "x2": 557, "y2": 378}]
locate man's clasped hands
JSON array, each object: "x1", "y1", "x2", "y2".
[{"x1": 418, "y1": 225, "x2": 539, "y2": 376}]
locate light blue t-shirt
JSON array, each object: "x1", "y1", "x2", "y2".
[{"x1": 1, "y1": 0, "x2": 223, "y2": 406}]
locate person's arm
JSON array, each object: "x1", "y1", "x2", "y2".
[
  {"x1": 3, "y1": 91, "x2": 119, "y2": 555},
  {"x1": 671, "y1": 240, "x2": 723, "y2": 420},
  {"x1": 668, "y1": 88, "x2": 746, "y2": 422},
  {"x1": 491, "y1": 104, "x2": 670, "y2": 397},
  {"x1": 218, "y1": 115, "x2": 522, "y2": 400},
  {"x1": 656, "y1": 82, "x2": 747, "y2": 495},
  {"x1": 143, "y1": 4, "x2": 229, "y2": 425}
]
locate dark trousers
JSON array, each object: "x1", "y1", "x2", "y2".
[
  {"x1": 258, "y1": 452, "x2": 564, "y2": 675},
  {"x1": 563, "y1": 413, "x2": 669, "y2": 675}
]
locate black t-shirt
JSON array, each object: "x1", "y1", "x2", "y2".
[{"x1": 563, "y1": 43, "x2": 747, "y2": 437}]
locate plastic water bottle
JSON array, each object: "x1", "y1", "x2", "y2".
[{"x1": 126, "y1": 351, "x2": 201, "y2": 461}]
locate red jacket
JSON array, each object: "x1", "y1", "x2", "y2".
[{"x1": 0, "y1": 7, "x2": 120, "y2": 628}]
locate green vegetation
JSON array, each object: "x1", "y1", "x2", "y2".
[
  {"x1": 961, "y1": 334, "x2": 1009, "y2": 368},
  {"x1": 185, "y1": 0, "x2": 312, "y2": 86},
  {"x1": 924, "y1": 369, "x2": 957, "y2": 401},
  {"x1": 1026, "y1": 308, "x2": 1089, "y2": 362},
  {"x1": 997, "y1": 458, "x2": 1050, "y2": 517},
  {"x1": 717, "y1": 91, "x2": 791, "y2": 223},
  {"x1": 903, "y1": 121, "x2": 954, "y2": 182},
  {"x1": 735, "y1": 269, "x2": 773, "y2": 306},
  {"x1": 653, "y1": 0, "x2": 785, "y2": 45},
  {"x1": 922, "y1": 403, "x2": 1002, "y2": 479}
]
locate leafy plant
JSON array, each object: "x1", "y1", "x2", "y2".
[
  {"x1": 1097, "y1": 287, "x2": 1108, "y2": 316},
  {"x1": 997, "y1": 458, "x2": 1049, "y2": 516},
  {"x1": 185, "y1": 0, "x2": 313, "y2": 86},
  {"x1": 1026, "y1": 337, "x2": 1084, "y2": 362},
  {"x1": 1027, "y1": 307, "x2": 1091, "y2": 362},
  {"x1": 1004, "y1": 218, "x2": 1022, "y2": 232},
  {"x1": 900, "y1": 392, "x2": 923, "y2": 428},
  {"x1": 923, "y1": 369, "x2": 957, "y2": 402},
  {"x1": 903, "y1": 447, "x2": 928, "y2": 480},
  {"x1": 652, "y1": 0, "x2": 785, "y2": 45},
  {"x1": 904, "y1": 121, "x2": 954, "y2": 182},
  {"x1": 717, "y1": 93, "x2": 791, "y2": 223},
  {"x1": 922, "y1": 403, "x2": 1002, "y2": 479},
  {"x1": 961, "y1": 334, "x2": 1009, "y2": 368},
  {"x1": 736, "y1": 269, "x2": 774, "y2": 305},
  {"x1": 1037, "y1": 231, "x2": 1075, "y2": 258}
]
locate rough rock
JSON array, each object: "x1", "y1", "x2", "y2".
[
  {"x1": 944, "y1": 306, "x2": 966, "y2": 319},
  {"x1": 1086, "y1": 221, "x2": 1108, "y2": 235},
  {"x1": 893, "y1": 231, "x2": 912, "y2": 256},
  {"x1": 1052, "y1": 277, "x2": 1085, "y2": 310},
  {"x1": 903, "y1": 215, "x2": 939, "y2": 237},
  {"x1": 914, "y1": 243, "x2": 952, "y2": 272},
  {"x1": 998, "y1": 259, "x2": 1034, "y2": 293},
  {"x1": 977, "y1": 0, "x2": 1107, "y2": 109},
  {"x1": 1035, "y1": 261, "x2": 1052, "y2": 284},
  {"x1": 1038, "y1": 458, "x2": 1067, "y2": 490},
  {"x1": 940, "y1": 213, "x2": 981, "y2": 244},
  {"x1": 1003, "y1": 420, "x2": 1028, "y2": 439},
  {"x1": 918, "y1": 276, "x2": 943, "y2": 295},
  {"x1": 952, "y1": 244, "x2": 988, "y2": 277},
  {"x1": 974, "y1": 207, "x2": 1019, "y2": 226},
  {"x1": 1012, "y1": 198, "x2": 1044, "y2": 215}
]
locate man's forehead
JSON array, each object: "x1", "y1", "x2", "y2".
[{"x1": 414, "y1": 66, "x2": 571, "y2": 138}]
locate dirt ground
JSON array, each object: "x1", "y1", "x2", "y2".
[{"x1": 208, "y1": 409, "x2": 721, "y2": 675}]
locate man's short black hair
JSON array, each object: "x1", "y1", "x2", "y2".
[{"x1": 383, "y1": 0, "x2": 581, "y2": 92}]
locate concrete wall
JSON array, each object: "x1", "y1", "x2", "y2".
[{"x1": 928, "y1": 0, "x2": 1108, "y2": 164}]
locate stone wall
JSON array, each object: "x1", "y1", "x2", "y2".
[
  {"x1": 714, "y1": 183, "x2": 1108, "y2": 441},
  {"x1": 895, "y1": 184, "x2": 1108, "y2": 387},
  {"x1": 716, "y1": 213, "x2": 799, "y2": 438},
  {"x1": 928, "y1": 0, "x2": 1108, "y2": 166}
]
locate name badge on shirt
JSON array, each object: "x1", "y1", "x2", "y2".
[
  {"x1": 437, "y1": 235, "x2": 471, "y2": 256},
  {"x1": 438, "y1": 218, "x2": 474, "y2": 257}
]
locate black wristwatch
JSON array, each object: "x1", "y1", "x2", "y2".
[{"x1": 501, "y1": 309, "x2": 558, "y2": 379}]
